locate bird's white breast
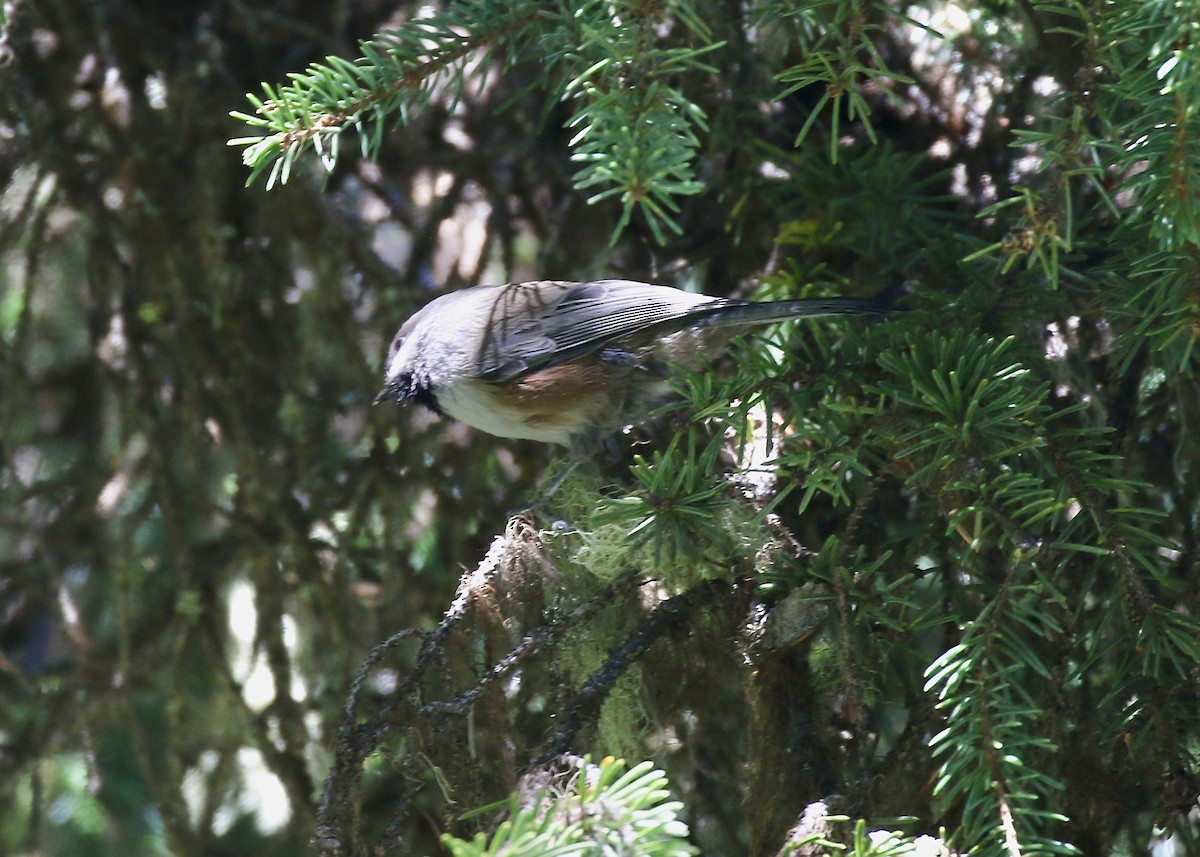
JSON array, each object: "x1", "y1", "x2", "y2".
[{"x1": 436, "y1": 378, "x2": 575, "y2": 444}]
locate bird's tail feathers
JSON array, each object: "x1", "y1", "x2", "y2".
[{"x1": 690, "y1": 297, "x2": 890, "y2": 329}]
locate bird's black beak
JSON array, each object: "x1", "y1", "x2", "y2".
[{"x1": 373, "y1": 381, "x2": 398, "y2": 406}]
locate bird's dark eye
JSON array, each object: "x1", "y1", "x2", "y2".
[{"x1": 385, "y1": 333, "x2": 405, "y2": 368}]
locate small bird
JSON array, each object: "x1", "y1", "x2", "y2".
[{"x1": 375, "y1": 279, "x2": 887, "y2": 447}]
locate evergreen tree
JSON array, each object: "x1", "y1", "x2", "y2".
[{"x1": 1, "y1": 1, "x2": 1198, "y2": 855}]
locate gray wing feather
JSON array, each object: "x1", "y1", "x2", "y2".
[
  {"x1": 479, "y1": 280, "x2": 719, "y2": 381},
  {"x1": 477, "y1": 279, "x2": 886, "y2": 382}
]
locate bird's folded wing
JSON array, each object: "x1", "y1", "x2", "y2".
[{"x1": 478, "y1": 279, "x2": 720, "y2": 382}]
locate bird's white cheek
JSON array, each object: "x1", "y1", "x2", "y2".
[{"x1": 387, "y1": 348, "x2": 410, "y2": 381}]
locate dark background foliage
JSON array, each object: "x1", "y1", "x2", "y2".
[{"x1": 1, "y1": 1, "x2": 1198, "y2": 856}]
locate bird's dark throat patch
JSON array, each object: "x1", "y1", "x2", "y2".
[{"x1": 375, "y1": 373, "x2": 444, "y2": 415}]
